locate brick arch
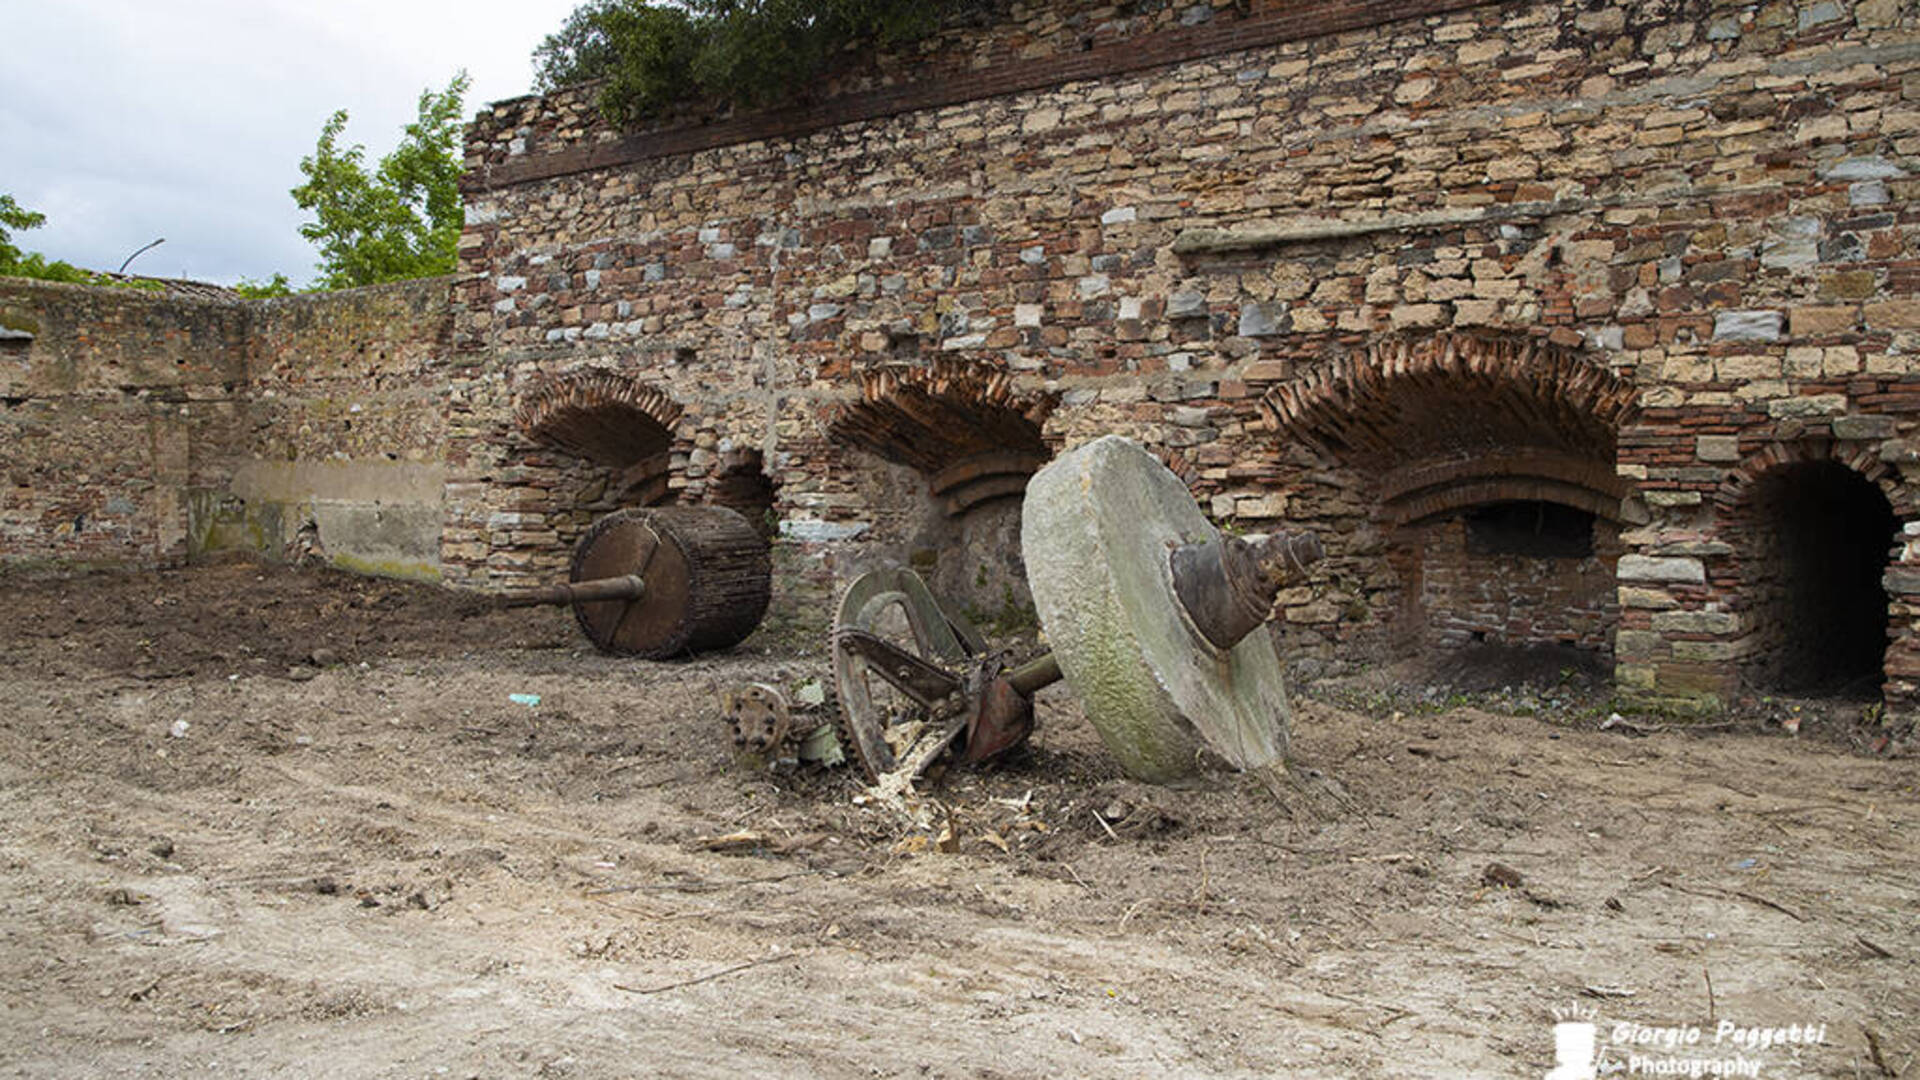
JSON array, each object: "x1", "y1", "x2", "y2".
[
  {"x1": 1713, "y1": 440, "x2": 1910, "y2": 702},
  {"x1": 826, "y1": 359, "x2": 1059, "y2": 516},
  {"x1": 1260, "y1": 331, "x2": 1641, "y2": 466},
  {"x1": 513, "y1": 369, "x2": 683, "y2": 471},
  {"x1": 1713, "y1": 439, "x2": 1915, "y2": 519},
  {"x1": 1378, "y1": 450, "x2": 1629, "y2": 527},
  {"x1": 1262, "y1": 332, "x2": 1641, "y2": 524}
]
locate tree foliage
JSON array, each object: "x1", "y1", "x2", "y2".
[
  {"x1": 533, "y1": 0, "x2": 991, "y2": 125},
  {"x1": 0, "y1": 194, "x2": 48, "y2": 268},
  {"x1": 291, "y1": 73, "x2": 469, "y2": 290},
  {"x1": 0, "y1": 193, "x2": 154, "y2": 287},
  {"x1": 233, "y1": 273, "x2": 295, "y2": 298}
]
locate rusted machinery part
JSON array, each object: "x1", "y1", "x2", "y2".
[
  {"x1": 497, "y1": 574, "x2": 648, "y2": 608},
  {"x1": 830, "y1": 567, "x2": 972, "y2": 782},
  {"x1": 723, "y1": 683, "x2": 792, "y2": 753},
  {"x1": 830, "y1": 566, "x2": 1034, "y2": 785},
  {"x1": 1169, "y1": 530, "x2": 1325, "y2": 653},
  {"x1": 568, "y1": 505, "x2": 770, "y2": 659},
  {"x1": 956, "y1": 663, "x2": 1037, "y2": 767}
]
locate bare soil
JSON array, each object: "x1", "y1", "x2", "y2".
[{"x1": 0, "y1": 562, "x2": 1914, "y2": 1078}]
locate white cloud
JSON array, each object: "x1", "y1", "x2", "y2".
[{"x1": 1, "y1": 0, "x2": 582, "y2": 285}]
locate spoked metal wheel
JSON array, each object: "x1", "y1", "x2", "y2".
[{"x1": 829, "y1": 567, "x2": 983, "y2": 783}]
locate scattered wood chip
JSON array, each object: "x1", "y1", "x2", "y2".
[
  {"x1": 694, "y1": 830, "x2": 768, "y2": 853},
  {"x1": 1732, "y1": 889, "x2": 1806, "y2": 923},
  {"x1": 1481, "y1": 862, "x2": 1524, "y2": 889},
  {"x1": 1581, "y1": 984, "x2": 1636, "y2": 999},
  {"x1": 612, "y1": 951, "x2": 790, "y2": 995},
  {"x1": 1857, "y1": 934, "x2": 1894, "y2": 960},
  {"x1": 1864, "y1": 1025, "x2": 1894, "y2": 1078}
]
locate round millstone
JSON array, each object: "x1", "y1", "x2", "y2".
[{"x1": 1021, "y1": 435, "x2": 1291, "y2": 783}]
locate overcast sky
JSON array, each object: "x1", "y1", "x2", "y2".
[{"x1": 2, "y1": 0, "x2": 584, "y2": 286}]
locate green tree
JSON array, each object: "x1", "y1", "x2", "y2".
[
  {"x1": 291, "y1": 73, "x2": 469, "y2": 289},
  {"x1": 233, "y1": 273, "x2": 295, "y2": 298},
  {"x1": 534, "y1": 0, "x2": 990, "y2": 126},
  {"x1": 0, "y1": 194, "x2": 48, "y2": 268},
  {"x1": 0, "y1": 193, "x2": 120, "y2": 285}
]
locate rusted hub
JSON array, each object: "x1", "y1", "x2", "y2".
[
  {"x1": 1169, "y1": 530, "x2": 1325, "y2": 653},
  {"x1": 723, "y1": 683, "x2": 792, "y2": 754}
]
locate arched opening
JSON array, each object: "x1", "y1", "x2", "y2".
[
  {"x1": 1745, "y1": 460, "x2": 1896, "y2": 696},
  {"x1": 1261, "y1": 332, "x2": 1638, "y2": 670},
  {"x1": 502, "y1": 370, "x2": 685, "y2": 582},
  {"x1": 826, "y1": 360, "x2": 1058, "y2": 626}
]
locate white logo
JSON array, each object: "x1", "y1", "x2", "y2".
[
  {"x1": 1546, "y1": 1004, "x2": 1599, "y2": 1080},
  {"x1": 1545, "y1": 1003, "x2": 1829, "y2": 1078}
]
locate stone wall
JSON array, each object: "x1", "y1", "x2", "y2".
[
  {"x1": 453, "y1": 0, "x2": 1920, "y2": 707},
  {"x1": 0, "y1": 277, "x2": 450, "y2": 579},
  {"x1": 6, "y1": 0, "x2": 1918, "y2": 716},
  {"x1": 234, "y1": 280, "x2": 452, "y2": 579},
  {"x1": 0, "y1": 279, "x2": 247, "y2": 568}
]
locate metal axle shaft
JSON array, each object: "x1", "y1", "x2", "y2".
[{"x1": 497, "y1": 574, "x2": 648, "y2": 608}]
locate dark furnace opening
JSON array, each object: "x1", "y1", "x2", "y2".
[
  {"x1": 1465, "y1": 500, "x2": 1596, "y2": 559},
  {"x1": 1748, "y1": 460, "x2": 1897, "y2": 695}
]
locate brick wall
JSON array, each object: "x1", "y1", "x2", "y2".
[
  {"x1": 0, "y1": 277, "x2": 450, "y2": 578},
  {"x1": 455, "y1": 0, "x2": 1919, "y2": 702},
  {"x1": 1409, "y1": 514, "x2": 1622, "y2": 653},
  {"x1": 0, "y1": 279, "x2": 246, "y2": 568},
  {"x1": 8, "y1": 0, "x2": 1919, "y2": 714}
]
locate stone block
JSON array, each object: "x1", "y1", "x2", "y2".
[
  {"x1": 1651, "y1": 610, "x2": 1740, "y2": 635},
  {"x1": 1618, "y1": 554, "x2": 1706, "y2": 583},
  {"x1": 1668, "y1": 640, "x2": 1734, "y2": 662},
  {"x1": 1832, "y1": 414, "x2": 1896, "y2": 440},
  {"x1": 1790, "y1": 305, "x2": 1856, "y2": 335},
  {"x1": 1238, "y1": 302, "x2": 1287, "y2": 337},
  {"x1": 1880, "y1": 440, "x2": 1920, "y2": 464},
  {"x1": 1766, "y1": 394, "x2": 1848, "y2": 419},
  {"x1": 1615, "y1": 629, "x2": 1664, "y2": 660},
  {"x1": 1884, "y1": 567, "x2": 1920, "y2": 595},
  {"x1": 1619, "y1": 587, "x2": 1678, "y2": 610},
  {"x1": 1616, "y1": 663, "x2": 1658, "y2": 690},
  {"x1": 1167, "y1": 291, "x2": 1207, "y2": 318},
  {"x1": 1713, "y1": 310, "x2": 1783, "y2": 342},
  {"x1": 1695, "y1": 435, "x2": 1741, "y2": 462},
  {"x1": 1865, "y1": 300, "x2": 1920, "y2": 329},
  {"x1": 1715, "y1": 354, "x2": 1780, "y2": 380},
  {"x1": 1651, "y1": 540, "x2": 1733, "y2": 558},
  {"x1": 1820, "y1": 156, "x2": 1906, "y2": 181}
]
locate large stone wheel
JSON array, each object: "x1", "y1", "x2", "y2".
[
  {"x1": 1021, "y1": 435, "x2": 1291, "y2": 784},
  {"x1": 568, "y1": 505, "x2": 770, "y2": 659}
]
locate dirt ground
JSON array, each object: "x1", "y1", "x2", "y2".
[{"x1": 0, "y1": 562, "x2": 1915, "y2": 1079}]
